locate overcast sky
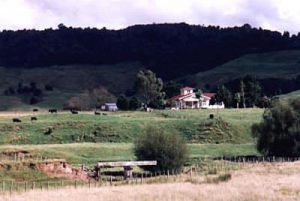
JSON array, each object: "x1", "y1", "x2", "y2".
[{"x1": 0, "y1": 0, "x2": 300, "y2": 34}]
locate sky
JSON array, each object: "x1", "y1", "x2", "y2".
[{"x1": 0, "y1": 0, "x2": 300, "y2": 34}]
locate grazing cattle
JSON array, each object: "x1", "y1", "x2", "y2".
[
  {"x1": 12, "y1": 118, "x2": 21, "y2": 123},
  {"x1": 44, "y1": 128, "x2": 53, "y2": 135},
  {"x1": 33, "y1": 109, "x2": 39, "y2": 112},
  {"x1": 102, "y1": 113, "x2": 107, "y2": 116},
  {"x1": 94, "y1": 111, "x2": 101, "y2": 115},
  {"x1": 48, "y1": 109, "x2": 57, "y2": 114},
  {"x1": 31, "y1": 117, "x2": 37, "y2": 121},
  {"x1": 71, "y1": 110, "x2": 79, "y2": 114}
]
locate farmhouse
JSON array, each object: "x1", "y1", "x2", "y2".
[
  {"x1": 171, "y1": 87, "x2": 225, "y2": 109},
  {"x1": 171, "y1": 87, "x2": 200, "y2": 109}
]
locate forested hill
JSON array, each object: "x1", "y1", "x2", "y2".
[{"x1": 0, "y1": 23, "x2": 299, "y2": 79}]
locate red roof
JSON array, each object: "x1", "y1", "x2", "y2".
[
  {"x1": 203, "y1": 93, "x2": 216, "y2": 98},
  {"x1": 171, "y1": 93, "x2": 193, "y2": 100}
]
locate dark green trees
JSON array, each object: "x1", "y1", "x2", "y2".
[
  {"x1": 252, "y1": 98, "x2": 300, "y2": 157},
  {"x1": 129, "y1": 96, "x2": 141, "y2": 110},
  {"x1": 117, "y1": 95, "x2": 129, "y2": 110},
  {"x1": 215, "y1": 85, "x2": 232, "y2": 107},
  {"x1": 135, "y1": 70, "x2": 165, "y2": 108},
  {"x1": 116, "y1": 96, "x2": 141, "y2": 110}
]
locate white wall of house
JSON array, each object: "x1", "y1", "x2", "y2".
[{"x1": 180, "y1": 88, "x2": 193, "y2": 95}]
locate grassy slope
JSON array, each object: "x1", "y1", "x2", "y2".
[
  {"x1": 182, "y1": 50, "x2": 300, "y2": 88},
  {"x1": 0, "y1": 143, "x2": 258, "y2": 165},
  {"x1": 0, "y1": 109, "x2": 263, "y2": 145},
  {"x1": 0, "y1": 62, "x2": 142, "y2": 110},
  {"x1": 0, "y1": 109, "x2": 262, "y2": 181},
  {"x1": 277, "y1": 90, "x2": 300, "y2": 100}
]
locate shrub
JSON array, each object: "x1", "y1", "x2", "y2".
[
  {"x1": 134, "y1": 127, "x2": 187, "y2": 172},
  {"x1": 63, "y1": 96, "x2": 88, "y2": 110},
  {"x1": 129, "y1": 96, "x2": 141, "y2": 110},
  {"x1": 45, "y1": 84, "x2": 53, "y2": 91},
  {"x1": 252, "y1": 98, "x2": 300, "y2": 157},
  {"x1": 206, "y1": 173, "x2": 232, "y2": 184},
  {"x1": 116, "y1": 95, "x2": 129, "y2": 110}
]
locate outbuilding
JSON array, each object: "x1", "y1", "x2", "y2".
[{"x1": 104, "y1": 103, "x2": 118, "y2": 111}]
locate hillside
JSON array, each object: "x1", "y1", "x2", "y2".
[
  {"x1": 0, "y1": 62, "x2": 141, "y2": 110},
  {"x1": 0, "y1": 109, "x2": 262, "y2": 145},
  {"x1": 181, "y1": 50, "x2": 300, "y2": 93},
  {"x1": 0, "y1": 23, "x2": 297, "y2": 80},
  {"x1": 277, "y1": 90, "x2": 300, "y2": 100}
]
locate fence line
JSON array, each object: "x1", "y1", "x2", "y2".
[{"x1": 0, "y1": 156, "x2": 299, "y2": 194}]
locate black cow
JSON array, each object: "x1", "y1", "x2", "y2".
[
  {"x1": 94, "y1": 111, "x2": 101, "y2": 115},
  {"x1": 71, "y1": 110, "x2": 79, "y2": 114},
  {"x1": 31, "y1": 117, "x2": 38, "y2": 121},
  {"x1": 44, "y1": 128, "x2": 53, "y2": 135},
  {"x1": 33, "y1": 109, "x2": 39, "y2": 112},
  {"x1": 12, "y1": 118, "x2": 21, "y2": 123},
  {"x1": 49, "y1": 109, "x2": 57, "y2": 113}
]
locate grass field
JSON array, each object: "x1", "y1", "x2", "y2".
[
  {"x1": 0, "y1": 109, "x2": 263, "y2": 182},
  {"x1": 0, "y1": 143, "x2": 258, "y2": 165},
  {"x1": 0, "y1": 109, "x2": 263, "y2": 144},
  {"x1": 4, "y1": 161, "x2": 300, "y2": 201},
  {"x1": 278, "y1": 90, "x2": 300, "y2": 100}
]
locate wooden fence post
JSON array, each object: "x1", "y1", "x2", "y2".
[
  {"x1": 141, "y1": 173, "x2": 143, "y2": 184},
  {"x1": 10, "y1": 182, "x2": 12, "y2": 195}
]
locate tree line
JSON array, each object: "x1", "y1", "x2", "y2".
[
  {"x1": 117, "y1": 70, "x2": 272, "y2": 110},
  {"x1": 0, "y1": 23, "x2": 299, "y2": 80}
]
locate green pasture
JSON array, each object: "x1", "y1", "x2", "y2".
[
  {"x1": 0, "y1": 109, "x2": 263, "y2": 145},
  {"x1": 0, "y1": 143, "x2": 258, "y2": 165}
]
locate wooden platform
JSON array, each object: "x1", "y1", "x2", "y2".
[{"x1": 97, "y1": 161, "x2": 157, "y2": 168}]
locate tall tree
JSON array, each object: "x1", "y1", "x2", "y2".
[
  {"x1": 240, "y1": 80, "x2": 246, "y2": 108},
  {"x1": 234, "y1": 92, "x2": 241, "y2": 108},
  {"x1": 135, "y1": 70, "x2": 165, "y2": 108},
  {"x1": 244, "y1": 75, "x2": 262, "y2": 107},
  {"x1": 215, "y1": 85, "x2": 232, "y2": 107}
]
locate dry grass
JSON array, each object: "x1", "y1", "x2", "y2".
[{"x1": 2, "y1": 162, "x2": 300, "y2": 201}]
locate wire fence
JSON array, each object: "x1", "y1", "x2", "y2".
[{"x1": 0, "y1": 155, "x2": 299, "y2": 195}]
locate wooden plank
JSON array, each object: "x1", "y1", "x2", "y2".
[{"x1": 97, "y1": 160, "x2": 157, "y2": 168}]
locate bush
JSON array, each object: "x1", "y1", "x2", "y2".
[
  {"x1": 45, "y1": 84, "x2": 53, "y2": 91},
  {"x1": 116, "y1": 95, "x2": 128, "y2": 110},
  {"x1": 134, "y1": 127, "x2": 187, "y2": 172},
  {"x1": 129, "y1": 96, "x2": 141, "y2": 110},
  {"x1": 63, "y1": 96, "x2": 88, "y2": 110},
  {"x1": 252, "y1": 98, "x2": 300, "y2": 157}
]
